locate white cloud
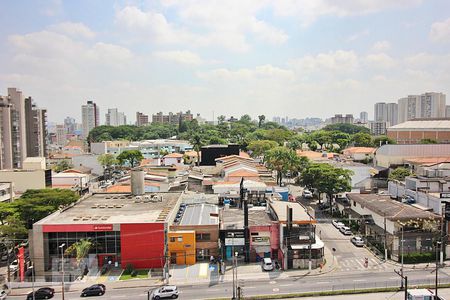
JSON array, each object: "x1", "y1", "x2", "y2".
[
  {"x1": 347, "y1": 30, "x2": 370, "y2": 42},
  {"x1": 430, "y1": 18, "x2": 450, "y2": 42},
  {"x1": 115, "y1": 3, "x2": 287, "y2": 52},
  {"x1": 365, "y1": 53, "x2": 396, "y2": 69},
  {"x1": 291, "y1": 50, "x2": 359, "y2": 73},
  {"x1": 154, "y1": 50, "x2": 203, "y2": 65},
  {"x1": 48, "y1": 22, "x2": 96, "y2": 39},
  {"x1": 272, "y1": 0, "x2": 422, "y2": 26},
  {"x1": 371, "y1": 40, "x2": 391, "y2": 52},
  {"x1": 198, "y1": 65, "x2": 295, "y2": 82}
]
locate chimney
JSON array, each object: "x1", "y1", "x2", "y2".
[{"x1": 131, "y1": 168, "x2": 145, "y2": 196}]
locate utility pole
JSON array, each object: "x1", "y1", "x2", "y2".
[
  {"x1": 59, "y1": 243, "x2": 66, "y2": 300},
  {"x1": 436, "y1": 240, "x2": 441, "y2": 299},
  {"x1": 232, "y1": 233, "x2": 236, "y2": 300},
  {"x1": 308, "y1": 214, "x2": 312, "y2": 272},
  {"x1": 394, "y1": 269, "x2": 408, "y2": 300},
  {"x1": 384, "y1": 213, "x2": 388, "y2": 261},
  {"x1": 400, "y1": 226, "x2": 404, "y2": 289}
]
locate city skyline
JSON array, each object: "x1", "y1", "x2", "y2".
[{"x1": 0, "y1": 1, "x2": 449, "y2": 123}]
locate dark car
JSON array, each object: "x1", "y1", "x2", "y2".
[
  {"x1": 27, "y1": 287, "x2": 55, "y2": 299},
  {"x1": 81, "y1": 284, "x2": 106, "y2": 297}
]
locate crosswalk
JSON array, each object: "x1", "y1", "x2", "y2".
[{"x1": 336, "y1": 257, "x2": 392, "y2": 272}]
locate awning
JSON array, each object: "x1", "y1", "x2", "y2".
[{"x1": 290, "y1": 237, "x2": 324, "y2": 250}]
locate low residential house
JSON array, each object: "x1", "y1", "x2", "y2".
[
  {"x1": 170, "y1": 202, "x2": 220, "y2": 262},
  {"x1": 163, "y1": 153, "x2": 184, "y2": 166},
  {"x1": 268, "y1": 200, "x2": 323, "y2": 270},
  {"x1": 342, "y1": 147, "x2": 376, "y2": 162},
  {"x1": 183, "y1": 150, "x2": 199, "y2": 165},
  {"x1": 345, "y1": 193, "x2": 441, "y2": 261}
]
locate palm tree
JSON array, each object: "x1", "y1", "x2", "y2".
[
  {"x1": 190, "y1": 133, "x2": 203, "y2": 166},
  {"x1": 65, "y1": 239, "x2": 93, "y2": 275}
]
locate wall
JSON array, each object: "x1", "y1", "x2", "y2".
[
  {"x1": 72, "y1": 154, "x2": 103, "y2": 175},
  {"x1": 168, "y1": 231, "x2": 196, "y2": 265},
  {"x1": 0, "y1": 170, "x2": 47, "y2": 193},
  {"x1": 120, "y1": 223, "x2": 166, "y2": 269},
  {"x1": 170, "y1": 224, "x2": 219, "y2": 258}
]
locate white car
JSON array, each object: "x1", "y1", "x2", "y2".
[
  {"x1": 151, "y1": 285, "x2": 179, "y2": 299},
  {"x1": 302, "y1": 190, "x2": 313, "y2": 199},
  {"x1": 9, "y1": 260, "x2": 18, "y2": 271},
  {"x1": 332, "y1": 220, "x2": 345, "y2": 229},
  {"x1": 339, "y1": 226, "x2": 352, "y2": 235},
  {"x1": 0, "y1": 290, "x2": 7, "y2": 300},
  {"x1": 351, "y1": 236, "x2": 365, "y2": 247},
  {"x1": 262, "y1": 258, "x2": 274, "y2": 271}
]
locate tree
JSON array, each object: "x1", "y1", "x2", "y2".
[
  {"x1": 420, "y1": 138, "x2": 437, "y2": 144},
  {"x1": 65, "y1": 238, "x2": 93, "y2": 275},
  {"x1": 190, "y1": 133, "x2": 204, "y2": 166},
  {"x1": 12, "y1": 189, "x2": 79, "y2": 229},
  {"x1": 97, "y1": 154, "x2": 117, "y2": 169},
  {"x1": 389, "y1": 167, "x2": 412, "y2": 181},
  {"x1": 373, "y1": 135, "x2": 396, "y2": 146},
  {"x1": 248, "y1": 140, "x2": 278, "y2": 157},
  {"x1": 323, "y1": 123, "x2": 370, "y2": 134},
  {"x1": 351, "y1": 132, "x2": 374, "y2": 147},
  {"x1": 265, "y1": 147, "x2": 306, "y2": 185},
  {"x1": 117, "y1": 150, "x2": 144, "y2": 167},
  {"x1": 0, "y1": 215, "x2": 28, "y2": 240},
  {"x1": 53, "y1": 160, "x2": 72, "y2": 173},
  {"x1": 217, "y1": 115, "x2": 226, "y2": 125},
  {"x1": 258, "y1": 115, "x2": 266, "y2": 128},
  {"x1": 299, "y1": 163, "x2": 353, "y2": 203},
  {"x1": 239, "y1": 114, "x2": 253, "y2": 124}
]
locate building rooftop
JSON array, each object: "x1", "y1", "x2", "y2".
[
  {"x1": 269, "y1": 200, "x2": 314, "y2": 224},
  {"x1": 346, "y1": 193, "x2": 439, "y2": 221},
  {"x1": 343, "y1": 147, "x2": 376, "y2": 154},
  {"x1": 388, "y1": 119, "x2": 450, "y2": 131},
  {"x1": 221, "y1": 207, "x2": 274, "y2": 229},
  {"x1": 179, "y1": 203, "x2": 219, "y2": 225},
  {"x1": 35, "y1": 192, "x2": 181, "y2": 225}
]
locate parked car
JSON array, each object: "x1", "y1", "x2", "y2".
[
  {"x1": 339, "y1": 226, "x2": 352, "y2": 235},
  {"x1": 151, "y1": 285, "x2": 179, "y2": 299},
  {"x1": 318, "y1": 202, "x2": 330, "y2": 210},
  {"x1": 302, "y1": 190, "x2": 313, "y2": 199},
  {"x1": 262, "y1": 258, "x2": 274, "y2": 271},
  {"x1": 0, "y1": 290, "x2": 7, "y2": 300},
  {"x1": 27, "y1": 287, "x2": 55, "y2": 300},
  {"x1": 402, "y1": 195, "x2": 416, "y2": 204},
  {"x1": 351, "y1": 236, "x2": 365, "y2": 247},
  {"x1": 81, "y1": 284, "x2": 106, "y2": 297},
  {"x1": 332, "y1": 220, "x2": 345, "y2": 229},
  {"x1": 9, "y1": 260, "x2": 18, "y2": 271}
]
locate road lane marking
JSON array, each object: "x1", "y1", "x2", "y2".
[
  {"x1": 269, "y1": 281, "x2": 277, "y2": 284},
  {"x1": 316, "y1": 281, "x2": 331, "y2": 284},
  {"x1": 353, "y1": 279, "x2": 367, "y2": 282},
  {"x1": 279, "y1": 284, "x2": 292, "y2": 287},
  {"x1": 273, "y1": 288, "x2": 280, "y2": 292}
]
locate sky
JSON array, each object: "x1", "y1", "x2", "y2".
[{"x1": 0, "y1": 0, "x2": 450, "y2": 124}]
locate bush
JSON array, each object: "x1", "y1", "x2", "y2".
[
  {"x1": 125, "y1": 263, "x2": 134, "y2": 274},
  {"x1": 131, "y1": 270, "x2": 138, "y2": 277},
  {"x1": 402, "y1": 252, "x2": 435, "y2": 264}
]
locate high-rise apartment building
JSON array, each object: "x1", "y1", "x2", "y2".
[
  {"x1": 25, "y1": 97, "x2": 47, "y2": 157},
  {"x1": 374, "y1": 102, "x2": 398, "y2": 131},
  {"x1": 0, "y1": 88, "x2": 46, "y2": 169},
  {"x1": 82, "y1": 101, "x2": 99, "y2": 138},
  {"x1": 359, "y1": 111, "x2": 368, "y2": 123},
  {"x1": 56, "y1": 125, "x2": 67, "y2": 146},
  {"x1": 64, "y1": 117, "x2": 76, "y2": 134},
  {"x1": 152, "y1": 111, "x2": 193, "y2": 125},
  {"x1": 398, "y1": 92, "x2": 446, "y2": 124},
  {"x1": 105, "y1": 108, "x2": 126, "y2": 126},
  {"x1": 136, "y1": 112, "x2": 149, "y2": 126},
  {"x1": 330, "y1": 114, "x2": 354, "y2": 124},
  {"x1": 446, "y1": 106, "x2": 450, "y2": 118}
]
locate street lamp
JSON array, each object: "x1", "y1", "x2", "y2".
[
  {"x1": 400, "y1": 226, "x2": 404, "y2": 289},
  {"x1": 59, "y1": 243, "x2": 66, "y2": 300},
  {"x1": 231, "y1": 233, "x2": 236, "y2": 300}
]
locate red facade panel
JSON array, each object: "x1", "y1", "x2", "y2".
[{"x1": 120, "y1": 223, "x2": 165, "y2": 269}]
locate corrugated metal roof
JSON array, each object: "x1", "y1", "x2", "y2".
[
  {"x1": 376, "y1": 144, "x2": 450, "y2": 156},
  {"x1": 389, "y1": 120, "x2": 450, "y2": 130}
]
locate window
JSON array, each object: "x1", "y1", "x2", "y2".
[
  {"x1": 170, "y1": 237, "x2": 176, "y2": 242},
  {"x1": 177, "y1": 236, "x2": 183, "y2": 242},
  {"x1": 196, "y1": 233, "x2": 211, "y2": 241},
  {"x1": 170, "y1": 236, "x2": 183, "y2": 242}
]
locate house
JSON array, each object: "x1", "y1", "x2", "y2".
[
  {"x1": 345, "y1": 193, "x2": 440, "y2": 261},
  {"x1": 163, "y1": 153, "x2": 184, "y2": 166},
  {"x1": 342, "y1": 147, "x2": 376, "y2": 162}
]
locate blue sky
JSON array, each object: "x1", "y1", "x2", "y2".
[{"x1": 1, "y1": 0, "x2": 449, "y2": 123}]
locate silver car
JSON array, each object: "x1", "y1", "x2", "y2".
[
  {"x1": 151, "y1": 285, "x2": 179, "y2": 299},
  {"x1": 262, "y1": 258, "x2": 274, "y2": 271},
  {"x1": 351, "y1": 236, "x2": 365, "y2": 247}
]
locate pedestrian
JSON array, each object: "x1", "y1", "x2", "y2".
[{"x1": 210, "y1": 255, "x2": 214, "y2": 264}]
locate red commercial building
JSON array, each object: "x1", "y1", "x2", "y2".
[{"x1": 31, "y1": 192, "x2": 181, "y2": 281}]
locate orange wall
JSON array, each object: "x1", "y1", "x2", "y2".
[{"x1": 168, "y1": 231, "x2": 196, "y2": 265}]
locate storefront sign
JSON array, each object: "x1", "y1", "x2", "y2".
[
  {"x1": 225, "y1": 238, "x2": 245, "y2": 246},
  {"x1": 93, "y1": 224, "x2": 113, "y2": 231},
  {"x1": 441, "y1": 193, "x2": 450, "y2": 199},
  {"x1": 226, "y1": 232, "x2": 244, "y2": 238},
  {"x1": 252, "y1": 236, "x2": 270, "y2": 245},
  {"x1": 445, "y1": 202, "x2": 450, "y2": 221}
]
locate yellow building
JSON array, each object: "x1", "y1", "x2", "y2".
[{"x1": 168, "y1": 231, "x2": 196, "y2": 265}]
